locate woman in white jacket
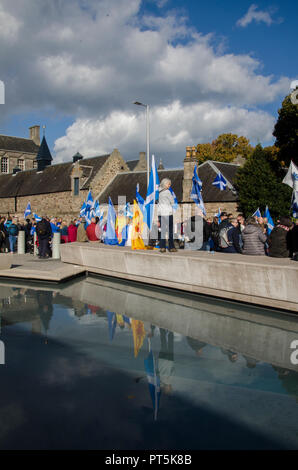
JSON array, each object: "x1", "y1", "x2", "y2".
[{"x1": 157, "y1": 178, "x2": 177, "y2": 253}]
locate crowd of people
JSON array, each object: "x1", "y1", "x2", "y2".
[{"x1": 0, "y1": 176, "x2": 297, "y2": 260}]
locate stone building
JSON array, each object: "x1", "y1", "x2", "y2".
[
  {"x1": 0, "y1": 130, "x2": 241, "y2": 220},
  {"x1": 0, "y1": 125, "x2": 40, "y2": 173}
]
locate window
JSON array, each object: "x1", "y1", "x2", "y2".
[
  {"x1": 74, "y1": 177, "x2": 80, "y2": 196},
  {"x1": 33, "y1": 160, "x2": 38, "y2": 169},
  {"x1": 1, "y1": 157, "x2": 8, "y2": 173},
  {"x1": 17, "y1": 159, "x2": 24, "y2": 171}
]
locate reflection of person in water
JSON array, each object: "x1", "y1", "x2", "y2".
[
  {"x1": 36, "y1": 291, "x2": 54, "y2": 343},
  {"x1": 221, "y1": 348, "x2": 238, "y2": 363},
  {"x1": 186, "y1": 336, "x2": 207, "y2": 357},
  {"x1": 242, "y1": 355, "x2": 260, "y2": 369},
  {"x1": 157, "y1": 328, "x2": 175, "y2": 395},
  {"x1": 272, "y1": 366, "x2": 298, "y2": 402}
]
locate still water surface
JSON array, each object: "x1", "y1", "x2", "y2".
[{"x1": 0, "y1": 276, "x2": 298, "y2": 450}]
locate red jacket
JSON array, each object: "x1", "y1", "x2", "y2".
[
  {"x1": 86, "y1": 223, "x2": 98, "y2": 241},
  {"x1": 67, "y1": 224, "x2": 77, "y2": 242}
]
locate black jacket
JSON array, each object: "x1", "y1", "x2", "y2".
[
  {"x1": 36, "y1": 219, "x2": 52, "y2": 240},
  {"x1": 268, "y1": 226, "x2": 291, "y2": 258}
]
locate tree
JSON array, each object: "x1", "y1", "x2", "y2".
[
  {"x1": 273, "y1": 90, "x2": 298, "y2": 167},
  {"x1": 196, "y1": 133, "x2": 253, "y2": 164},
  {"x1": 234, "y1": 144, "x2": 292, "y2": 220}
]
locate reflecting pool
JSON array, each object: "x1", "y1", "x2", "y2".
[{"x1": 0, "y1": 276, "x2": 298, "y2": 450}]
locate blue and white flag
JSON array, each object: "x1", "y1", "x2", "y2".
[
  {"x1": 104, "y1": 197, "x2": 118, "y2": 245},
  {"x1": 136, "y1": 183, "x2": 146, "y2": 217},
  {"x1": 169, "y1": 187, "x2": 178, "y2": 211},
  {"x1": 33, "y1": 213, "x2": 42, "y2": 222},
  {"x1": 263, "y1": 206, "x2": 274, "y2": 235},
  {"x1": 24, "y1": 202, "x2": 31, "y2": 219},
  {"x1": 292, "y1": 191, "x2": 298, "y2": 218},
  {"x1": 191, "y1": 165, "x2": 206, "y2": 216},
  {"x1": 282, "y1": 161, "x2": 298, "y2": 190},
  {"x1": 215, "y1": 208, "x2": 221, "y2": 224},
  {"x1": 144, "y1": 343, "x2": 161, "y2": 421},
  {"x1": 85, "y1": 190, "x2": 94, "y2": 211},
  {"x1": 123, "y1": 202, "x2": 133, "y2": 218},
  {"x1": 80, "y1": 201, "x2": 87, "y2": 217},
  {"x1": 212, "y1": 172, "x2": 227, "y2": 191},
  {"x1": 252, "y1": 208, "x2": 261, "y2": 218},
  {"x1": 145, "y1": 155, "x2": 160, "y2": 230}
]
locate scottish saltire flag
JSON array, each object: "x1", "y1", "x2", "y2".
[
  {"x1": 263, "y1": 206, "x2": 274, "y2": 235},
  {"x1": 145, "y1": 155, "x2": 160, "y2": 230},
  {"x1": 80, "y1": 201, "x2": 87, "y2": 217},
  {"x1": 212, "y1": 172, "x2": 227, "y2": 191},
  {"x1": 104, "y1": 197, "x2": 118, "y2": 245},
  {"x1": 106, "y1": 311, "x2": 117, "y2": 341},
  {"x1": 282, "y1": 161, "x2": 298, "y2": 190},
  {"x1": 252, "y1": 208, "x2": 261, "y2": 218},
  {"x1": 24, "y1": 202, "x2": 31, "y2": 219},
  {"x1": 33, "y1": 213, "x2": 42, "y2": 222},
  {"x1": 292, "y1": 191, "x2": 298, "y2": 218},
  {"x1": 215, "y1": 208, "x2": 221, "y2": 224},
  {"x1": 85, "y1": 190, "x2": 94, "y2": 211},
  {"x1": 144, "y1": 344, "x2": 161, "y2": 421},
  {"x1": 169, "y1": 187, "x2": 178, "y2": 211},
  {"x1": 191, "y1": 165, "x2": 206, "y2": 216},
  {"x1": 123, "y1": 202, "x2": 133, "y2": 218},
  {"x1": 136, "y1": 183, "x2": 146, "y2": 217}
]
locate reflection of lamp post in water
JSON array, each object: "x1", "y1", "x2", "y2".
[{"x1": 134, "y1": 101, "x2": 150, "y2": 187}]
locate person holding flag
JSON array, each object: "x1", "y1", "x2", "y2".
[{"x1": 157, "y1": 178, "x2": 177, "y2": 253}]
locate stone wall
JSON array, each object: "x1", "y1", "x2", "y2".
[
  {"x1": 0, "y1": 197, "x2": 15, "y2": 215},
  {"x1": 92, "y1": 149, "x2": 130, "y2": 199}
]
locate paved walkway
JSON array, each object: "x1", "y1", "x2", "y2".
[{"x1": 0, "y1": 253, "x2": 85, "y2": 282}]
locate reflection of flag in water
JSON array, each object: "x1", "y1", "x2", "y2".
[
  {"x1": 131, "y1": 319, "x2": 146, "y2": 357},
  {"x1": 106, "y1": 311, "x2": 117, "y2": 341},
  {"x1": 144, "y1": 342, "x2": 161, "y2": 421},
  {"x1": 123, "y1": 315, "x2": 131, "y2": 326},
  {"x1": 116, "y1": 314, "x2": 125, "y2": 328}
]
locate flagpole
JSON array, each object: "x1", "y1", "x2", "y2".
[{"x1": 134, "y1": 101, "x2": 150, "y2": 188}]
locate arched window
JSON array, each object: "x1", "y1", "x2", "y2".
[{"x1": 1, "y1": 157, "x2": 8, "y2": 173}]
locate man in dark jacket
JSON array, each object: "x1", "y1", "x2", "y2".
[
  {"x1": 291, "y1": 220, "x2": 298, "y2": 260},
  {"x1": 268, "y1": 216, "x2": 292, "y2": 258},
  {"x1": 36, "y1": 217, "x2": 52, "y2": 258},
  {"x1": 220, "y1": 218, "x2": 242, "y2": 254}
]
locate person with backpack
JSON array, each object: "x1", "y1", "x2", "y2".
[
  {"x1": 36, "y1": 217, "x2": 52, "y2": 258},
  {"x1": 219, "y1": 218, "x2": 242, "y2": 253},
  {"x1": 241, "y1": 217, "x2": 267, "y2": 256},
  {"x1": 8, "y1": 218, "x2": 19, "y2": 253}
]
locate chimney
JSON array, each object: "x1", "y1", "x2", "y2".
[
  {"x1": 73, "y1": 152, "x2": 84, "y2": 163},
  {"x1": 29, "y1": 125, "x2": 40, "y2": 146}
]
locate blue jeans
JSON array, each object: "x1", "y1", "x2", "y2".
[{"x1": 9, "y1": 235, "x2": 17, "y2": 252}]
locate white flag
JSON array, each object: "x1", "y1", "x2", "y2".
[{"x1": 282, "y1": 161, "x2": 298, "y2": 190}]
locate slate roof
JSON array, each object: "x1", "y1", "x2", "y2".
[
  {"x1": 126, "y1": 160, "x2": 139, "y2": 171},
  {"x1": 36, "y1": 136, "x2": 52, "y2": 162},
  {"x1": 0, "y1": 135, "x2": 39, "y2": 154},
  {"x1": 0, "y1": 154, "x2": 111, "y2": 197},
  {"x1": 97, "y1": 169, "x2": 184, "y2": 205}
]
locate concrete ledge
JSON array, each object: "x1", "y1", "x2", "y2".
[
  {"x1": 0, "y1": 255, "x2": 12, "y2": 270},
  {"x1": 60, "y1": 243, "x2": 298, "y2": 312}
]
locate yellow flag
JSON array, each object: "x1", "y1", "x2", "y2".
[
  {"x1": 131, "y1": 319, "x2": 146, "y2": 358},
  {"x1": 131, "y1": 200, "x2": 145, "y2": 250}
]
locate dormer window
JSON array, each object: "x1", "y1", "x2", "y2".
[{"x1": 1, "y1": 157, "x2": 8, "y2": 173}]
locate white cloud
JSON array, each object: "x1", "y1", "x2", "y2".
[
  {"x1": 0, "y1": 4, "x2": 21, "y2": 41},
  {"x1": 0, "y1": 0, "x2": 290, "y2": 166},
  {"x1": 237, "y1": 4, "x2": 283, "y2": 28},
  {"x1": 54, "y1": 101, "x2": 275, "y2": 167}
]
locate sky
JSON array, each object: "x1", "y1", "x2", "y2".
[{"x1": 0, "y1": 0, "x2": 297, "y2": 168}]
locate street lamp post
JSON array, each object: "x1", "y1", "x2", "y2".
[{"x1": 134, "y1": 101, "x2": 150, "y2": 187}]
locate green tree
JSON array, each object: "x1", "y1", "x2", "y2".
[
  {"x1": 196, "y1": 133, "x2": 253, "y2": 164},
  {"x1": 273, "y1": 90, "x2": 298, "y2": 167},
  {"x1": 234, "y1": 144, "x2": 292, "y2": 220}
]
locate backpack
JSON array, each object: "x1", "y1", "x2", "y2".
[
  {"x1": 37, "y1": 220, "x2": 48, "y2": 236},
  {"x1": 219, "y1": 227, "x2": 232, "y2": 249},
  {"x1": 8, "y1": 224, "x2": 18, "y2": 236}
]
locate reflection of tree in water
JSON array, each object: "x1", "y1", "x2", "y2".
[{"x1": 272, "y1": 366, "x2": 298, "y2": 402}]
